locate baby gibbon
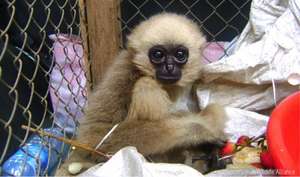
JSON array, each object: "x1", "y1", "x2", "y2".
[{"x1": 56, "y1": 13, "x2": 227, "y2": 175}]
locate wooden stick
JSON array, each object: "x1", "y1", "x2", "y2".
[
  {"x1": 21, "y1": 125, "x2": 109, "y2": 159},
  {"x1": 85, "y1": 0, "x2": 121, "y2": 86}
]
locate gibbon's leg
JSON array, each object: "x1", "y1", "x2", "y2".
[{"x1": 100, "y1": 77, "x2": 227, "y2": 156}]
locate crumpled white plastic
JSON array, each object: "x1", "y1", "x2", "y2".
[
  {"x1": 78, "y1": 147, "x2": 204, "y2": 177},
  {"x1": 224, "y1": 107, "x2": 268, "y2": 142},
  {"x1": 197, "y1": 0, "x2": 300, "y2": 140},
  {"x1": 201, "y1": 0, "x2": 300, "y2": 86}
]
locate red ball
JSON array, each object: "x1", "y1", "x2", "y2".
[
  {"x1": 236, "y1": 135, "x2": 250, "y2": 146},
  {"x1": 260, "y1": 151, "x2": 274, "y2": 169},
  {"x1": 220, "y1": 141, "x2": 235, "y2": 156}
]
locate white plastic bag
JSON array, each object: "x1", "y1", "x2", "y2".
[{"x1": 79, "y1": 147, "x2": 204, "y2": 177}]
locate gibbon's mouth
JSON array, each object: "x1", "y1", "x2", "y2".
[{"x1": 157, "y1": 75, "x2": 180, "y2": 84}]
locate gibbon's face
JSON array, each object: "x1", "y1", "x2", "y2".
[
  {"x1": 127, "y1": 13, "x2": 206, "y2": 86},
  {"x1": 148, "y1": 44, "x2": 189, "y2": 84}
]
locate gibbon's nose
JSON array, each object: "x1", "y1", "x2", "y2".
[{"x1": 166, "y1": 64, "x2": 174, "y2": 73}]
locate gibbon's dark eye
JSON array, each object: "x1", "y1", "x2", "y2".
[
  {"x1": 153, "y1": 50, "x2": 163, "y2": 59},
  {"x1": 149, "y1": 47, "x2": 165, "y2": 64},
  {"x1": 174, "y1": 47, "x2": 188, "y2": 63}
]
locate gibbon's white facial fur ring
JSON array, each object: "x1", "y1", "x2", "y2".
[{"x1": 127, "y1": 13, "x2": 206, "y2": 87}]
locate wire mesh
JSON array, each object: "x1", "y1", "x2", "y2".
[
  {"x1": 0, "y1": 0, "x2": 252, "y2": 176},
  {"x1": 0, "y1": 0, "x2": 88, "y2": 176},
  {"x1": 120, "y1": 0, "x2": 252, "y2": 63}
]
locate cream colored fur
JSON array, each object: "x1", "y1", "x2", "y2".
[
  {"x1": 55, "y1": 13, "x2": 227, "y2": 176},
  {"x1": 128, "y1": 13, "x2": 206, "y2": 87}
]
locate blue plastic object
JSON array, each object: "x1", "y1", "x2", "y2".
[{"x1": 2, "y1": 128, "x2": 70, "y2": 176}]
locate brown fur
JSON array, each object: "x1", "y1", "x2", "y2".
[{"x1": 56, "y1": 13, "x2": 227, "y2": 176}]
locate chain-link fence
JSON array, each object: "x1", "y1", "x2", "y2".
[
  {"x1": 0, "y1": 0, "x2": 87, "y2": 176},
  {"x1": 120, "y1": 0, "x2": 252, "y2": 63},
  {"x1": 0, "y1": 0, "x2": 251, "y2": 176}
]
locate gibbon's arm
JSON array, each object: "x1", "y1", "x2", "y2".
[
  {"x1": 83, "y1": 50, "x2": 138, "y2": 124},
  {"x1": 77, "y1": 51, "x2": 139, "y2": 146},
  {"x1": 101, "y1": 77, "x2": 227, "y2": 155}
]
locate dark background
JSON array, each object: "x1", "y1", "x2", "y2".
[{"x1": 120, "y1": 0, "x2": 252, "y2": 44}]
